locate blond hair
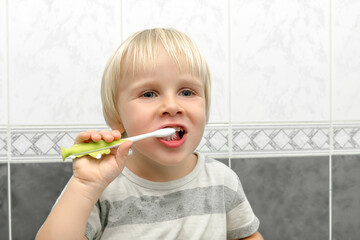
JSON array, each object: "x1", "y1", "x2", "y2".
[{"x1": 101, "y1": 28, "x2": 211, "y2": 130}]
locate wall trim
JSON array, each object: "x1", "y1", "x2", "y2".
[{"x1": 1, "y1": 123, "x2": 360, "y2": 161}]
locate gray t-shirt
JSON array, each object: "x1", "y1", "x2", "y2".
[{"x1": 83, "y1": 153, "x2": 259, "y2": 239}]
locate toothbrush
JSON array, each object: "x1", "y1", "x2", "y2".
[{"x1": 61, "y1": 128, "x2": 176, "y2": 161}]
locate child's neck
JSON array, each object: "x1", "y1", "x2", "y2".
[{"x1": 125, "y1": 153, "x2": 198, "y2": 182}]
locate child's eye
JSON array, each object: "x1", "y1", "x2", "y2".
[
  {"x1": 141, "y1": 91, "x2": 157, "y2": 98},
  {"x1": 179, "y1": 89, "x2": 195, "y2": 97}
]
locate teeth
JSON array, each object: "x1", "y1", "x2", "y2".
[
  {"x1": 162, "y1": 131, "x2": 177, "y2": 141},
  {"x1": 162, "y1": 135, "x2": 176, "y2": 141},
  {"x1": 173, "y1": 127, "x2": 184, "y2": 132},
  {"x1": 161, "y1": 126, "x2": 185, "y2": 141}
]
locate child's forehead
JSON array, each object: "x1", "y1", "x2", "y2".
[
  {"x1": 122, "y1": 47, "x2": 201, "y2": 80},
  {"x1": 121, "y1": 67, "x2": 203, "y2": 89},
  {"x1": 119, "y1": 51, "x2": 203, "y2": 90}
]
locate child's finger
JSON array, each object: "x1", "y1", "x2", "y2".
[
  {"x1": 74, "y1": 131, "x2": 91, "y2": 144},
  {"x1": 100, "y1": 130, "x2": 114, "y2": 143},
  {"x1": 111, "y1": 130, "x2": 122, "y2": 140},
  {"x1": 88, "y1": 129, "x2": 102, "y2": 142}
]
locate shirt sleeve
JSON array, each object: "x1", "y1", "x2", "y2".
[{"x1": 225, "y1": 175, "x2": 260, "y2": 239}]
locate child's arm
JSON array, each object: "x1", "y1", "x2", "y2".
[
  {"x1": 238, "y1": 232, "x2": 264, "y2": 240},
  {"x1": 36, "y1": 130, "x2": 132, "y2": 240}
]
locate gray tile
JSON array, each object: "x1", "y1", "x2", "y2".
[
  {"x1": 332, "y1": 155, "x2": 360, "y2": 239},
  {"x1": 0, "y1": 163, "x2": 8, "y2": 240},
  {"x1": 11, "y1": 162, "x2": 72, "y2": 240},
  {"x1": 231, "y1": 156, "x2": 329, "y2": 240}
]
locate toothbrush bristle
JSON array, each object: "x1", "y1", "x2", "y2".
[{"x1": 156, "y1": 128, "x2": 176, "y2": 137}]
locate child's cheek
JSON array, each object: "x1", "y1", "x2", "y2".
[{"x1": 122, "y1": 102, "x2": 155, "y2": 135}]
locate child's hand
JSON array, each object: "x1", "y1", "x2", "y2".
[{"x1": 72, "y1": 129, "x2": 132, "y2": 190}]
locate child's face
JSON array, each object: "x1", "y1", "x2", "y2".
[{"x1": 116, "y1": 45, "x2": 206, "y2": 168}]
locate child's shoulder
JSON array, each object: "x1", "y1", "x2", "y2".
[
  {"x1": 202, "y1": 154, "x2": 240, "y2": 189},
  {"x1": 204, "y1": 156, "x2": 230, "y2": 171},
  {"x1": 203, "y1": 155, "x2": 236, "y2": 174}
]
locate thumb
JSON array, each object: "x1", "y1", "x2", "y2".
[{"x1": 115, "y1": 140, "x2": 133, "y2": 168}]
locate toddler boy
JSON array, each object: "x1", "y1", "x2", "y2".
[{"x1": 36, "y1": 28, "x2": 263, "y2": 240}]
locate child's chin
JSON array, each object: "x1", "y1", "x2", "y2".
[{"x1": 159, "y1": 152, "x2": 196, "y2": 166}]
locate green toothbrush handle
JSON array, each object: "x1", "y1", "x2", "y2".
[{"x1": 61, "y1": 139, "x2": 127, "y2": 161}]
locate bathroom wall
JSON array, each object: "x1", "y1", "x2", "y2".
[{"x1": 0, "y1": 0, "x2": 359, "y2": 239}]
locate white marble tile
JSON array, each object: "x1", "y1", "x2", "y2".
[
  {"x1": 8, "y1": 0, "x2": 121, "y2": 125},
  {"x1": 122, "y1": 0, "x2": 229, "y2": 123},
  {"x1": 333, "y1": 0, "x2": 360, "y2": 121},
  {"x1": 0, "y1": 0, "x2": 7, "y2": 125},
  {"x1": 231, "y1": 0, "x2": 330, "y2": 123}
]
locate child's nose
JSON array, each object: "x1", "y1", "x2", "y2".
[{"x1": 159, "y1": 95, "x2": 184, "y2": 117}]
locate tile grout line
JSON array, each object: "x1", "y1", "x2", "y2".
[
  {"x1": 10, "y1": 150, "x2": 360, "y2": 163},
  {"x1": 227, "y1": 0, "x2": 232, "y2": 169},
  {"x1": 329, "y1": 0, "x2": 333, "y2": 239},
  {"x1": 7, "y1": 128, "x2": 11, "y2": 240},
  {"x1": 120, "y1": 0, "x2": 123, "y2": 42},
  {"x1": 4, "y1": 121, "x2": 360, "y2": 129},
  {"x1": 5, "y1": 0, "x2": 12, "y2": 238}
]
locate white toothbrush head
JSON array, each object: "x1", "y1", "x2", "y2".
[
  {"x1": 125, "y1": 128, "x2": 176, "y2": 143},
  {"x1": 151, "y1": 128, "x2": 176, "y2": 137}
]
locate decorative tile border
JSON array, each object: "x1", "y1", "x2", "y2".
[
  {"x1": 333, "y1": 124, "x2": 360, "y2": 153},
  {"x1": 196, "y1": 125, "x2": 228, "y2": 154},
  {"x1": 10, "y1": 127, "x2": 108, "y2": 160},
  {"x1": 8, "y1": 126, "x2": 229, "y2": 160},
  {"x1": 232, "y1": 124, "x2": 330, "y2": 155},
  {"x1": 5, "y1": 123, "x2": 360, "y2": 160},
  {"x1": 0, "y1": 128, "x2": 7, "y2": 160}
]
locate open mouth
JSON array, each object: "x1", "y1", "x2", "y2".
[{"x1": 161, "y1": 126, "x2": 186, "y2": 141}]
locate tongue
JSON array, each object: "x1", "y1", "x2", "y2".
[{"x1": 174, "y1": 132, "x2": 181, "y2": 140}]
